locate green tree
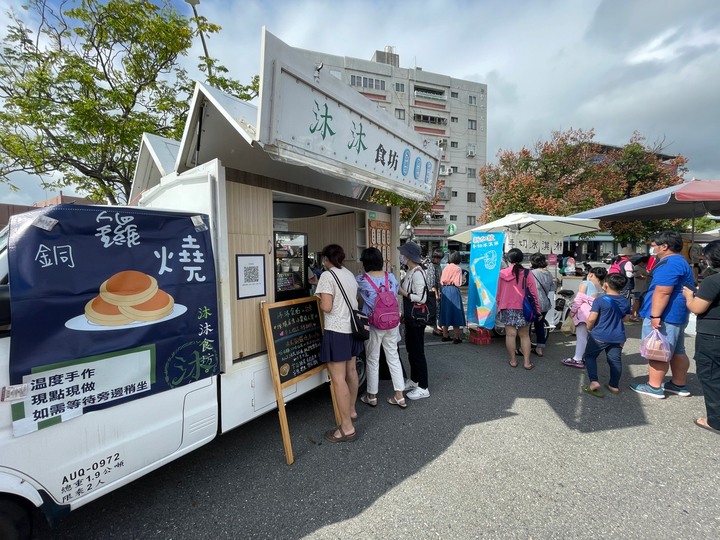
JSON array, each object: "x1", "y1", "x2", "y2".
[
  {"x1": 0, "y1": 0, "x2": 257, "y2": 204},
  {"x1": 478, "y1": 128, "x2": 689, "y2": 244},
  {"x1": 371, "y1": 178, "x2": 445, "y2": 229}
]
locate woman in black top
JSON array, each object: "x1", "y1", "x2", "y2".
[{"x1": 683, "y1": 239, "x2": 720, "y2": 435}]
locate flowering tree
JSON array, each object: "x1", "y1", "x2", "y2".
[{"x1": 478, "y1": 128, "x2": 689, "y2": 243}]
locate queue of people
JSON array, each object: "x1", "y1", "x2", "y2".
[{"x1": 316, "y1": 232, "x2": 719, "y2": 443}]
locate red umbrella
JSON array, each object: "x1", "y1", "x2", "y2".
[{"x1": 572, "y1": 179, "x2": 720, "y2": 221}]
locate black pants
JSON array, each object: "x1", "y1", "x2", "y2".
[
  {"x1": 695, "y1": 333, "x2": 720, "y2": 430},
  {"x1": 404, "y1": 323, "x2": 428, "y2": 389},
  {"x1": 533, "y1": 311, "x2": 548, "y2": 347}
]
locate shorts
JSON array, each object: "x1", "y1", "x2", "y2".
[
  {"x1": 320, "y1": 330, "x2": 364, "y2": 363},
  {"x1": 641, "y1": 319, "x2": 687, "y2": 356}
]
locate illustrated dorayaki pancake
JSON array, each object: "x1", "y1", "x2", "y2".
[
  {"x1": 118, "y1": 289, "x2": 174, "y2": 322},
  {"x1": 85, "y1": 295, "x2": 135, "y2": 326},
  {"x1": 99, "y1": 270, "x2": 158, "y2": 306}
]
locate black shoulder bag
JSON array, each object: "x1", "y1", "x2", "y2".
[
  {"x1": 404, "y1": 267, "x2": 430, "y2": 326},
  {"x1": 327, "y1": 269, "x2": 369, "y2": 341}
]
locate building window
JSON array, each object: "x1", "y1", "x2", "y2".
[
  {"x1": 450, "y1": 215, "x2": 457, "y2": 221},
  {"x1": 351, "y1": 75, "x2": 385, "y2": 91},
  {"x1": 451, "y1": 166, "x2": 458, "y2": 174},
  {"x1": 451, "y1": 117, "x2": 458, "y2": 123},
  {"x1": 467, "y1": 168, "x2": 476, "y2": 178},
  {"x1": 450, "y1": 141, "x2": 458, "y2": 148},
  {"x1": 413, "y1": 113, "x2": 448, "y2": 125},
  {"x1": 467, "y1": 216, "x2": 476, "y2": 226},
  {"x1": 395, "y1": 82, "x2": 405, "y2": 93},
  {"x1": 467, "y1": 192, "x2": 476, "y2": 202},
  {"x1": 451, "y1": 91, "x2": 459, "y2": 98},
  {"x1": 468, "y1": 119, "x2": 477, "y2": 130},
  {"x1": 469, "y1": 95, "x2": 477, "y2": 105},
  {"x1": 395, "y1": 109, "x2": 406, "y2": 120},
  {"x1": 451, "y1": 191, "x2": 458, "y2": 198}
]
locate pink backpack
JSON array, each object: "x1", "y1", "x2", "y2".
[
  {"x1": 609, "y1": 257, "x2": 631, "y2": 275},
  {"x1": 364, "y1": 273, "x2": 400, "y2": 330}
]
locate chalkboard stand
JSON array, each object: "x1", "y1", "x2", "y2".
[{"x1": 261, "y1": 297, "x2": 340, "y2": 464}]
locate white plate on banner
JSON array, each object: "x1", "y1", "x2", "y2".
[{"x1": 65, "y1": 304, "x2": 187, "y2": 332}]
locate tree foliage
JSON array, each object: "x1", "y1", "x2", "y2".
[
  {"x1": 478, "y1": 128, "x2": 689, "y2": 244},
  {"x1": 371, "y1": 178, "x2": 445, "y2": 230},
  {"x1": 0, "y1": 0, "x2": 257, "y2": 204}
]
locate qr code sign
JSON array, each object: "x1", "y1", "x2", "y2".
[{"x1": 243, "y1": 264, "x2": 260, "y2": 284}]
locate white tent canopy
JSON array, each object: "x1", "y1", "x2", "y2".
[{"x1": 448, "y1": 212, "x2": 601, "y2": 245}]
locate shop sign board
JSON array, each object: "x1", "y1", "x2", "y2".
[{"x1": 258, "y1": 29, "x2": 439, "y2": 201}]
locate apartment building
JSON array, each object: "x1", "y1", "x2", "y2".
[{"x1": 293, "y1": 45, "x2": 487, "y2": 253}]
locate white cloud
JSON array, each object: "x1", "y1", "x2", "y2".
[{"x1": 2, "y1": 0, "x2": 719, "y2": 206}]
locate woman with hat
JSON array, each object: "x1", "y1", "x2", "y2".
[{"x1": 398, "y1": 240, "x2": 430, "y2": 400}]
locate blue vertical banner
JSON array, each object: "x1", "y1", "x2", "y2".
[
  {"x1": 7, "y1": 205, "x2": 220, "y2": 436},
  {"x1": 467, "y1": 232, "x2": 504, "y2": 329}
]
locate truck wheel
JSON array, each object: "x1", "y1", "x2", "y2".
[{"x1": 0, "y1": 498, "x2": 33, "y2": 540}]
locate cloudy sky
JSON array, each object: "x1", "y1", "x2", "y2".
[{"x1": 1, "y1": 0, "x2": 719, "y2": 205}]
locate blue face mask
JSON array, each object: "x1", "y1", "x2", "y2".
[{"x1": 399, "y1": 254, "x2": 407, "y2": 265}]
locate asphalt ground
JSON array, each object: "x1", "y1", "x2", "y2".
[{"x1": 38, "y1": 322, "x2": 719, "y2": 539}]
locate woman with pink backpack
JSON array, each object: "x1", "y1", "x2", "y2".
[{"x1": 356, "y1": 247, "x2": 407, "y2": 408}]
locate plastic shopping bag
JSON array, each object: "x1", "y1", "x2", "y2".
[
  {"x1": 640, "y1": 328, "x2": 672, "y2": 362},
  {"x1": 561, "y1": 315, "x2": 575, "y2": 336}
]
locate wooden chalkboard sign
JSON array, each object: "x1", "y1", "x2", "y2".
[
  {"x1": 261, "y1": 296, "x2": 339, "y2": 464},
  {"x1": 262, "y1": 296, "x2": 325, "y2": 386}
]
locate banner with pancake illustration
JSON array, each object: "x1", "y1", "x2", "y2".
[
  {"x1": 466, "y1": 232, "x2": 504, "y2": 329},
  {"x1": 7, "y1": 205, "x2": 220, "y2": 436}
]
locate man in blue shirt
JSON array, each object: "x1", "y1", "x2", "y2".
[{"x1": 631, "y1": 231, "x2": 695, "y2": 399}]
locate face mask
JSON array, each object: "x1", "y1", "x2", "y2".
[
  {"x1": 649, "y1": 247, "x2": 656, "y2": 256},
  {"x1": 399, "y1": 255, "x2": 407, "y2": 265}
]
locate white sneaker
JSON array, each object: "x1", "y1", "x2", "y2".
[
  {"x1": 406, "y1": 387, "x2": 430, "y2": 400},
  {"x1": 403, "y1": 379, "x2": 418, "y2": 391}
]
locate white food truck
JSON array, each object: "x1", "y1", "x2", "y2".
[{"x1": 0, "y1": 30, "x2": 438, "y2": 537}]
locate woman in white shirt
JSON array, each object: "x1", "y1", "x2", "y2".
[{"x1": 315, "y1": 244, "x2": 363, "y2": 443}]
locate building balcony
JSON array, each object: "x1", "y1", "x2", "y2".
[{"x1": 414, "y1": 90, "x2": 447, "y2": 101}]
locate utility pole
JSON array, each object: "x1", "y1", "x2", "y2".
[{"x1": 184, "y1": 0, "x2": 213, "y2": 79}]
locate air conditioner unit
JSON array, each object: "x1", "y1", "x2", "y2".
[
  {"x1": 447, "y1": 169, "x2": 453, "y2": 175},
  {"x1": 467, "y1": 149, "x2": 476, "y2": 157}
]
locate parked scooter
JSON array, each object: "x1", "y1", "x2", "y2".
[{"x1": 494, "y1": 287, "x2": 574, "y2": 337}]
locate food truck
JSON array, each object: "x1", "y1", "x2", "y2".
[{"x1": 0, "y1": 29, "x2": 438, "y2": 536}]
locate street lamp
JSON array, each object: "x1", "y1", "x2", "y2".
[{"x1": 184, "y1": 0, "x2": 213, "y2": 79}]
